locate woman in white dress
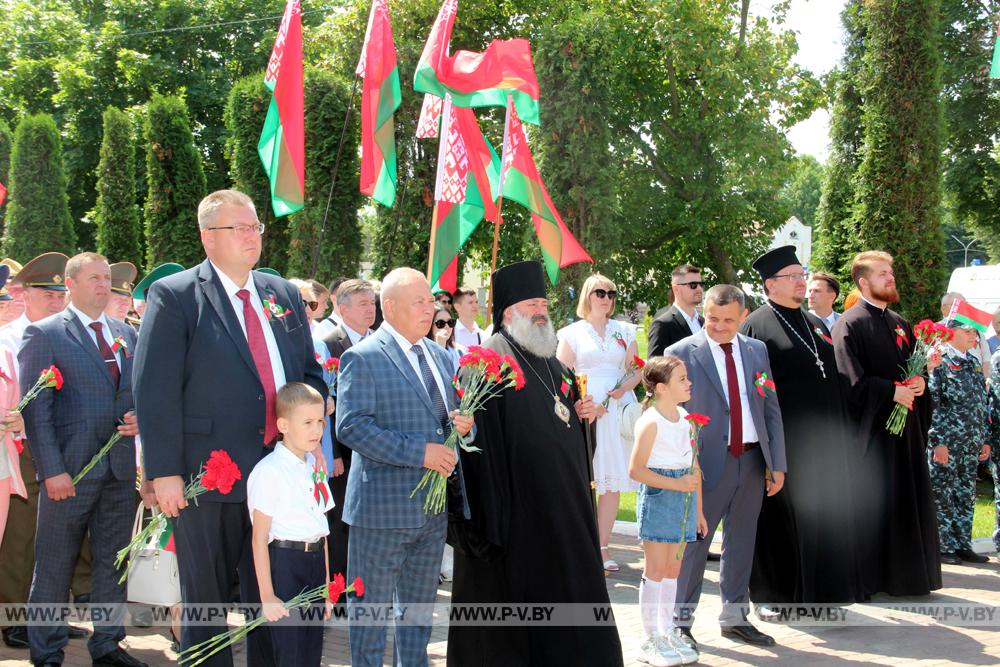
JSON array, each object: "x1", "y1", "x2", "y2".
[{"x1": 557, "y1": 274, "x2": 641, "y2": 571}]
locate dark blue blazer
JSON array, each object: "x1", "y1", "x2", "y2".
[
  {"x1": 133, "y1": 260, "x2": 326, "y2": 502},
  {"x1": 20, "y1": 310, "x2": 138, "y2": 482}
]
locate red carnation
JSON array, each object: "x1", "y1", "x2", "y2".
[
  {"x1": 324, "y1": 357, "x2": 340, "y2": 373},
  {"x1": 201, "y1": 449, "x2": 241, "y2": 495},
  {"x1": 14, "y1": 438, "x2": 23, "y2": 455},
  {"x1": 314, "y1": 352, "x2": 321, "y2": 362},
  {"x1": 685, "y1": 413, "x2": 711, "y2": 427},
  {"x1": 44, "y1": 365, "x2": 64, "y2": 390},
  {"x1": 327, "y1": 573, "x2": 346, "y2": 601},
  {"x1": 633, "y1": 355, "x2": 646, "y2": 369},
  {"x1": 352, "y1": 576, "x2": 364, "y2": 597}
]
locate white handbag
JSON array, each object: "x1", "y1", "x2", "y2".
[{"x1": 125, "y1": 504, "x2": 181, "y2": 607}]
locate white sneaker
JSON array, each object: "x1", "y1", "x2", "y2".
[
  {"x1": 638, "y1": 638, "x2": 670, "y2": 666},
  {"x1": 659, "y1": 633, "x2": 700, "y2": 664}
]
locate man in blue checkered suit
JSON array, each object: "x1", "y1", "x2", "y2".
[
  {"x1": 20, "y1": 253, "x2": 144, "y2": 667},
  {"x1": 336, "y1": 267, "x2": 472, "y2": 667}
]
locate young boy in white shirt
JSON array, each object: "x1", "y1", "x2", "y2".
[{"x1": 247, "y1": 382, "x2": 335, "y2": 666}]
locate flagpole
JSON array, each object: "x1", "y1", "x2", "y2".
[
  {"x1": 486, "y1": 95, "x2": 514, "y2": 327},
  {"x1": 311, "y1": 75, "x2": 360, "y2": 278}
]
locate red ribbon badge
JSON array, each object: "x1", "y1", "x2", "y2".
[
  {"x1": 894, "y1": 326, "x2": 908, "y2": 350},
  {"x1": 813, "y1": 327, "x2": 833, "y2": 344},
  {"x1": 312, "y1": 465, "x2": 329, "y2": 506}
]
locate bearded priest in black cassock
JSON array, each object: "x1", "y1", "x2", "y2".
[
  {"x1": 832, "y1": 250, "x2": 942, "y2": 597},
  {"x1": 447, "y1": 261, "x2": 624, "y2": 667},
  {"x1": 741, "y1": 246, "x2": 863, "y2": 608}
]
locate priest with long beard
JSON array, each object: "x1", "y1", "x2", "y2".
[
  {"x1": 447, "y1": 261, "x2": 624, "y2": 667},
  {"x1": 833, "y1": 250, "x2": 942, "y2": 597}
]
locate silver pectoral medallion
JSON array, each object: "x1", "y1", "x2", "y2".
[{"x1": 554, "y1": 398, "x2": 571, "y2": 426}]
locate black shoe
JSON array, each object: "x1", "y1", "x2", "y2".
[
  {"x1": 721, "y1": 623, "x2": 776, "y2": 647},
  {"x1": 707, "y1": 551, "x2": 721, "y2": 561},
  {"x1": 673, "y1": 626, "x2": 697, "y2": 649},
  {"x1": 2, "y1": 625, "x2": 29, "y2": 648},
  {"x1": 940, "y1": 551, "x2": 962, "y2": 565},
  {"x1": 92, "y1": 647, "x2": 148, "y2": 667},
  {"x1": 956, "y1": 548, "x2": 989, "y2": 563},
  {"x1": 68, "y1": 625, "x2": 89, "y2": 639}
]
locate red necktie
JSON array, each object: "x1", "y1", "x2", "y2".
[
  {"x1": 720, "y1": 342, "x2": 743, "y2": 458},
  {"x1": 236, "y1": 290, "x2": 278, "y2": 444},
  {"x1": 89, "y1": 322, "x2": 120, "y2": 387}
]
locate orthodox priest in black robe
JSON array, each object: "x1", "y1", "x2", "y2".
[
  {"x1": 832, "y1": 250, "x2": 942, "y2": 597},
  {"x1": 741, "y1": 246, "x2": 862, "y2": 606},
  {"x1": 447, "y1": 261, "x2": 623, "y2": 667}
]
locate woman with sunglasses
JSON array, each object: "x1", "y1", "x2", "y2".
[
  {"x1": 427, "y1": 307, "x2": 462, "y2": 371},
  {"x1": 557, "y1": 274, "x2": 641, "y2": 573}
]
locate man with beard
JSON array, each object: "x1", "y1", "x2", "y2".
[
  {"x1": 741, "y1": 247, "x2": 861, "y2": 613},
  {"x1": 448, "y1": 261, "x2": 624, "y2": 667},
  {"x1": 833, "y1": 251, "x2": 942, "y2": 596}
]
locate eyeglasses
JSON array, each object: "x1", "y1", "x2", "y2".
[
  {"x1": 436, "y1": 298, "x2": 452, "y2": 305},
  {"x1": 205, "y1": 223, "x2": 266, "y2": 235},
  {"x1": 592, "y1": 289, "x2": 617, "y2": 300},
  {"x1": 772, "y1": 272, "x2": 808, "y2": 282},
  {"x1": 434, "y1": 319, "x2": 455, "y2": 329},
  {"x1": 675, "y1": 281, "x2": 704, "y2": 289},
  {"x1": 302, "y1": 299, "x2": 319, "y2": 311}
]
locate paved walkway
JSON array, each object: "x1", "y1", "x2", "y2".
[{"x1": 3, "y1": 536, "x2": 1000, "y2": 666}]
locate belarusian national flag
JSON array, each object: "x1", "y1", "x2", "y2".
[
  {"x1": 414, "y1": 0, "x2": 541, "y2": 125},
  {"x1": 357, "y1": 0, "x2": 402, "y2": 207},
  {"x1": 0, "y1": 181, "x2": 6, "y2": 207},
  {"x1": 950, "y1": 298, "x2": 992, "y2": 333},
  {"x1": 991, "y1": 27, "x2": 1000, "y2": 78},
  {"x1": 498, "y1": 97, "x2": 591, "y2": 284},
  {"x1": 427, "y1": 97, "x2": 499, "y2": 292},
  {"x1": 416, "y1": 94, "x2": 443, "y2": 139},
  {"x1": 258, "y1": 0, "x2": 305, "y2": 217}
]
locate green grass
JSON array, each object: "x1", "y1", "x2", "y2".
[{"x1": 616, "y1": 480, "x2": 997, "y2": 541}]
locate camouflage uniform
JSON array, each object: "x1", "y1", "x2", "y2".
[
  {"x1": 928, "y1": 345, "x2": 988, "y2": 553},
  {"x1": 987, "y1": 348, "x2": 1000, "y2": 552}
]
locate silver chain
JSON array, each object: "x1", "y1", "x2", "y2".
[{"x1": 765, "y1": 302, "x2": 826, "y2": 378}]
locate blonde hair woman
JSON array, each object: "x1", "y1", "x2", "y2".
[{"x1": 556, "y1": 274, "x2": 641, "y2": 572}]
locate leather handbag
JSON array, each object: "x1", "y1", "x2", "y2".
[{"x1": 125, "y1": 504, "x2": 181, "y2": 607}]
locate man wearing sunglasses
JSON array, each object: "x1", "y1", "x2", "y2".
[{"x1": 648, "y1": 264, "x2": 706, "y2": 357}]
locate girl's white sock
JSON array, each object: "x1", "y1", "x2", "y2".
[
  {"x1": 639, "y1": 576, "x2": 661, "y2": 640},
  {"x1": 657, "y1": 577, "x2": 678, "y2": 635}
]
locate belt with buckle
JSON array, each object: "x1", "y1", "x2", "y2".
[
  {"x1": 270, "y1": 539, "x2": 324, "y2": 553},
  {"x1": 736, "y1": 441, "x2": 759, "y2": 456}
]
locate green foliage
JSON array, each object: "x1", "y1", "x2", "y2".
[
  {"x1": 285, "y1": 68, "x2": 363, "y2": 284},
  {"x1": 143, "y1": 94, "x2": 207, "y2": 270},
  {"x1": 224, "y1": 74, "x2": 289, "y2": 274},
  {"x1": 852, "y1": 0, "x2": 946, "y2": 321},
  {"x1": 94, "y1": 107, "x2": 143, "y2": 266},
  {"x1": 779, "y1": 155, "x2": 824, "y2": 228},
  {"x1": 0, "y1": 119, "x2": 11, "y2": 235},
  {"x1": 0, "y1": 114, "x2": 76, "y2": 260}
]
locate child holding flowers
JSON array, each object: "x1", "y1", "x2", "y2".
[
  {"x1": 247, "y1": 382, "x2": 335, "y2": 666},
  {"x1": 628, "y1": 355, "x2": 706, "y2": 666}
]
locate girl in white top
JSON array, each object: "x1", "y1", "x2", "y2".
[{"x1": 628, "y1": 355, "x2": 706, "y2": 666}]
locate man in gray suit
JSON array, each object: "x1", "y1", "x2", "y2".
[
  {"x1": 336, "y1": 267, "x2": 472, "y2": 667},
  {"x1": 666, "y1": 284, "x2": 786, "y2": 649},
  {"x1": 21, "y1": 252, "x2": 143, "y2": 667}
]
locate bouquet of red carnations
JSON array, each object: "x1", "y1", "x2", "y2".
[
  {"x1": 15, "y1": 365, "x2": 63, "y2": 411},
  {"x1": 410, "y1": 345, "x2": 525, "y2": 514},
  {"x1": 885, "y1": 319, "x2": 953, "y2": 435},
  {"x1": 678, "y1": 413, "x2": 709, "y2": 559},
  {"x1": 602, "y1": 355, "x2": 645, "y2": 408},
  {"x1": 314, "y1": 353, "x2": 340, "y2": 397},
  {"x1": 114, "y1": 449, "x2": 241, "y2": 582},
  {"x1": 178, "y1": 574, "x2": 363, "y2": 666}
]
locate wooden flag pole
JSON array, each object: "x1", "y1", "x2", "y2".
[{"x1": 485, "y1": 196, "x2": 505, "y2": 327}]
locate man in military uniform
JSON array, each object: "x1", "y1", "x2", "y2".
[
  {"x1": 987, "y1": 347, "x2": 1000, "y2": 562},
  {"x1": 928, "y1": 320, "x2": 992, "y2": 565},
  {"x1": 105, "y1": 262, "x2": 138, "y2": 326}
]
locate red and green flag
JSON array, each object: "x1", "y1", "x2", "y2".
[
  {"x1": 427, "y1": 97, "x2": 500, "y2": 293},
  {"x1": 0, "y1": 181, "x2": 6, "y2": 207},
  {"x1": 258, "y1": 0, "x2": 305, "y2": 217},
  {"x1": 498, "y1": 97, "x2": 592, "y2": 284},
  {"x1": 357, "y1": 0, "x2": 402, "y2": 207},
  {"x1": 948, "y1": 298, "x2": 992, "y2": 334},
  {"x1": 992, "y1": 27, "x2": 1000, "y2": 78},
  {"x1": 416, "y1": 93, "x2": 444, "y2": 139},
  {"x1": 414, "y1": 0, "x2": 541, "y2": 125}
]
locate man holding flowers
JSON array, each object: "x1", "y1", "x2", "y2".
[
  {"x1": 832, "y1": 250, "x2": 942, "y2": 597},
  {"x1": 20, "y1": 252, "x2": 141, "y2": 667}
]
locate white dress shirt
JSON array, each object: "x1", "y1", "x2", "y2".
[
  {"x1": 247, "y1": 442, "x2": 334, "y2": 542},
  {"x1": 678, "y1": 306, "x2": 702, "y2": 335},
  {"x1": 67, "y1": 304, "x2": 116, "y2": 350},
  {"x1": 210, "y1": 262, "x2": 287, "y2": 392},
  {"x1": 810, "y1": 309, "x2": 840, "y2": 332},
  {"x1": 705, "y1": 335, "x2": 759, "y2": 443},
  {"x1": 380, "y1": 320, "x2": 448, "y2": 403},
  {"x1": 343, "y1": 323, "x2": 370, "y2": 347},
  {"x1": 454, "y1": 319, "x2": 483, "y2": 349}
]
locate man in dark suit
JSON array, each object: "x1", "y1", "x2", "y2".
[
  {"x1": 648, "y1": 263, "x2": 705, "y2": 357},
  {"x1": 133, "y1": 189, "x2": 326, "y2": 667},
  {"x1": 21, "y1": 252, "x2": 143, "y2": 667},
  {"x1": 666, "y1": 284, "x2": 787, "y2": 649},
  {"x1": 320, "y1": 278, "x2": 376, "y2": 578}
]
